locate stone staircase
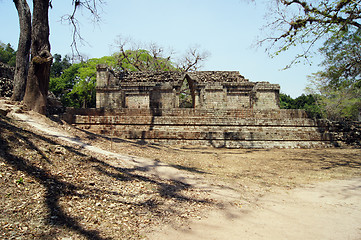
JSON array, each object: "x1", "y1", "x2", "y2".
[{"x1": 65, "y1": 108, "x2": 336, "y2": 148}]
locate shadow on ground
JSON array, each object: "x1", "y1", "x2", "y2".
[{"x1": 0, "y1": 115, "x2": 212, "y2": 239}]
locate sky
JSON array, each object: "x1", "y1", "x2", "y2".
[{"x1": 0, "y1": 0, "x2": 324, "y2": 98}]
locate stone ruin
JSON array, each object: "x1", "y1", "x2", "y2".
[
  {"x1": 95, "y1": 64, "x2": 281, "y2": 111},
  {"x1": 65, "y1": 64, "x2": 361, "y2": 149},
  {"x1": 1, "y1": 61, "x2": 358, "y2": 148}
]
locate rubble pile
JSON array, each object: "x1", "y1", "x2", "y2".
[{"x1": 0, "y1": 62, "x2": 14, "y2": 97}]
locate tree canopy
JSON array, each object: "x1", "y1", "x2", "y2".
[
  {"x1": 0, "y1": 42, "x2": 16, "y2": 67},
  {"x1": 114, "y1": 37, "x2": 209, "y2": 73},
  {"x1": 261, "y1": 0, "x2": 361, "y2": 66},
  {"x1": 115, "y1": 49, "x2": 177, "y2": 72},
  {"x1": 50, "y1": 54, "x2": 72, "y2": 78},
  {"x1": 305, "y1": 21, "x2": 361, "y2": 121},
  {"x1": 49, "y1": 55, "x2": 117, "y2": 108},
  {"x1": 279, "y1": 93, "x2": 322, "y2": 118},
  {"x1": 317, "y1": 29, "x2": 361, "y2": 88}
]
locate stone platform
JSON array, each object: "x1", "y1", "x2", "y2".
[{"x1": 65, "y1": 108, "x2": 337, "y2": 149}]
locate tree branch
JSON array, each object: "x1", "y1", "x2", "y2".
[{"x1": 61, "y1": 0, "x2": 104, "y2": 59}]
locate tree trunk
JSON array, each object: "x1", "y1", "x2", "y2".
[
  {"x1": 11, "y1": 0, "x2": 31, "y2": 101},
  {"x1": 23, "y1": 0, "x2": 52, "y2": 114}
]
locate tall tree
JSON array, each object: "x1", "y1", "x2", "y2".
[
  {"x1": 23, "y1": 0, "x2": 52, "y2": 114},
  {"x1": 12, "y1": 0, "x2": 103, "y2": 114},
  {"x1": 11, "y1": 0, "x2": 31, "y2": 101},
  {"x1": 306, "y1": 28, "x2": 361, "y2": 120},
  {"x1": 258, "y1": 0, "x2": 361, "y2": 120},
  {"x1": 317, "y1": 29, "x2": 361, "y2": 88}
]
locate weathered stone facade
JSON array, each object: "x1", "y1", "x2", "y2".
[
  {"x1": 64, "y1": 64, "x2": 360, "y2": 149},
  {"x1": 62, "y1": 66, "x2": 311, "y2": 148},
  {"x1": 65, "y1": 108, "x2": 342, "y2": 149},
  {"x1": 95, "y1": 64, "x2": 280, "y2": 110}
]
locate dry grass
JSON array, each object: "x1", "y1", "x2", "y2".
[
  {"x1": 84, "y1": 132, "x2": 361, "y2": 201},
  {"x1": 84, "y1": 132, "x2": 361, "y2": 184}
]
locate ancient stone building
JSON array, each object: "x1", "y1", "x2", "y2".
[
  {"x1": 65, "y1": 64, "x2": 353, "y2": 148},
  {"x1": 95, "y1": 64, "x2": 280, "y2": 111}
]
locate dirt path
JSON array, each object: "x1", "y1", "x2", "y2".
[
  {"x1": 149, "y1": 178, "x2": 361, "y2": 240},
  {"x1": 7, "y1": 108, "x2": 361, "y2": 240}
]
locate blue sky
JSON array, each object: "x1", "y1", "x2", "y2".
[{"x1": 0, "y1": 0, "x2": 323, "y2": 98}]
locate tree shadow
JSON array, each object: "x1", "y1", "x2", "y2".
[
  {"x1": 0, "y1": 115, "x2": 107, "y2": 239},
  {"x1": 75, "y1": 125, "x2": 165, "y2": 151},
  {"x1": 0, "y1": 115, "x2": 211, "y2": 239},
  {"x1": 168, "y1": 164, "x2": 209, "y2": 175}
]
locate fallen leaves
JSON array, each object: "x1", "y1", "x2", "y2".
[{"x1": 0, "y1": 114, "x2": 213, "y2": 240}]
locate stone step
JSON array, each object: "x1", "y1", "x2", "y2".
[
  {"x1": 74, "y1": 115, "x2": 317, "y2": 127},
  {"x1": 66, "y1": 108, "x2": 309, "y2": 120},
  {"x1": 80, "y1": 125, "x2": 332, "y2": 141},
  {"x1": 66, "y1": 108, "x2": 340, "y2": 149}
]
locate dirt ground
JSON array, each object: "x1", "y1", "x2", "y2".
[{"x1": 1, "y1": 98, "x2": 361, "y2": 239}]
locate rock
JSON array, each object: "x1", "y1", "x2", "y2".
[{"x1": 54, "y1": 146, "x2": 66, "y2": 154}]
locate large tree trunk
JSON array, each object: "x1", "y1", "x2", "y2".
[
  {"x1": 11, "y1": 0, "x2": 31, "y2": 101},
  {"x1": 23, "y1": 0, "x2": 52, "y2": 114}
]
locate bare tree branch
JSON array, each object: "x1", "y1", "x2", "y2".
[
  {"x1": 61, "y1": 0, "x2": 105, "y2": 59},
  {"x1": 177, "y1": 45, "x2": 210, "y2": 72},
  {"x1": 259, "y1": 0, "x2": 361, "y2": 67}
]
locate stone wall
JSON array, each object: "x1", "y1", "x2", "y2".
[
  {"x1": 70, "y1": 65, "x2": 359, "y2": 149},
  {"x1": 252, "y1": 82, "x2": 280, "y2": 110},
  {"x1": 0, "y1": 62, "x2": 14, "y2": 97},
  {"x1": 65, "y1": 108, "x2": 345, "y2": 148},
  {"x1": 95, "y1": 65, "x2": 280, "y2": 111}
]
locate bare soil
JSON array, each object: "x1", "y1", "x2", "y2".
[{"x1": 1, "y1": 98, "x2": 360, "y2": 240}]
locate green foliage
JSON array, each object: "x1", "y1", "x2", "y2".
[
  {"x1": 321, "y1": 86, "x2": 360, "y2": 121},
  {"x1": 49, "y1": 50, "x2": 179, "y2": 109},
  {"x1": 49, "y1": 63, "x2": 81, "y2": 107},
  {"x1": 264, "y1": 1, "x2": 361, "y2": 120},
  {"x1": 307, "y1": 77, "x2": 361, "y2": 121},
  {"x1": 68, "y1": 77, "x2": 96, "y2": 108},
  {"x1": 50, "y1": 54, "x2": 71, "y2": 78},
  {"x1": 305, "y1": 28, "x2": 361, "y2": 121},
  {"x1": 0, "y1": 42, "x2": 16, "y2": 67},
  {"x1": 279, "y1": 93, "x2": 322, "y2": 119},
  {"x1": 49, "y1": 55, "x2": 118, "y2": 108},
  {"x1": 68, "y1": 56, "x2": 118, "y2": 108},
  {"x1": 263, "y1": 0, "x2": 361, "y2": 67},
  {"x1": 279, "y1": 93, "x2": 295, "y2": 109},
  {"x1": 115, "y1": 49, "x2": 177, "y2": 72},
  {"x1": 318, "y1": 28, "x2": 361, "y2": 88}
]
